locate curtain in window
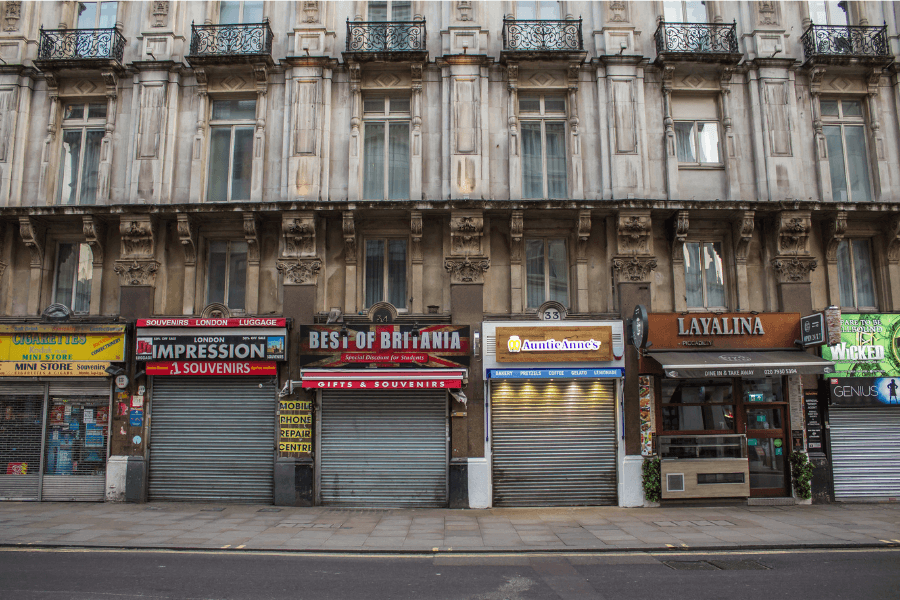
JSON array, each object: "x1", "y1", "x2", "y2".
[
  {"x1": 208, "y1": 128, "x2": 231, "y2": 202},
  {"x1": 521, "y1": 123, "x2": 543, "y2": 199},
  {"x1": 697, "y1": 123, "x2": 719, "y2": 163},
  {"x1": 392, "y1": 1, "x2": 412, "y2": 20},
  {"x1": 525, "y1": 239, "x2": 544, "y2": 308},
  {"x1": 58, "y1": 130, "x2": 83, "y2": 205},
  {"x1": 365, "y1": 240, "x2": 384, "y2": 307},
  {"x1": 835, "y1": 240, "x2": 855, "y2": 307},
  {"x1": 674, "y1": 122, "x2": 695, "y2": 162},
  {"x1": 54, "y1": 244, "x2": 77, "y2": 308},
  {"x1": 228, "y1": 242, "x2": 248, "y2": 311},
  {"x1": 369, "y1": 1, "x2": 388, "y2": 21},
  {"x1": 364, "y1": 123, "x2": 385, "y2": 199},
  {"x1": 79, "y1": 129, "x2": 103, "y2": 205},
  {"x1": 74, "y1": 243, "x2": 93, "y2": 313},
  {"x1": 824, "y1": 125, "x2": 848, "y2": 202},
  {"x1": 547, "y1": 239, "x2": 568, "y2": 305},
  {"x1": 703, "y1": 242, "x2": 726, "y2": 307},
  {"x1": 387, "y1": 240, "x2": 407, "y2": 308},
  {"x1": 231, "y1": 126, "x2": 254, "y2": 201},
  {"x1": 545, "y1": 122, "x2": 567, "y2": 198},
  {"x1": 683, "y1": 242, "x2": 704, "y2": 307},
  {"x1": 852, "y1": 240, "x2": 876, "y2": 308},
  {"x1": 388, "y1": 123, "x2": 410, "y2": 200},
  {"x1": 844, "y1": 125, "x2": 871, "y2": 202}
]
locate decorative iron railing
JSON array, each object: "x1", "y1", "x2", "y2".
[
  {"x1": 346, "y1": 20, "x2": 427, "y2": 52},
  {"x1": 502, "y1": 18, "x2": 583, "y2": 51},
  {"x1": 801, "y1": 24, "x2": 889, "y2": 59},
  {"x1": 655, "y1": 21, "x2": 739, "y2": 54},
  {"x1": 189, "y1": 21, "x2": 274, "y2": 57},
  {"x1": 38, "y1": 27, "x2": 126, "y2": 61}
]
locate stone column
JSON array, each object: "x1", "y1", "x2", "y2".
[
  {"x1": 661, "y1": 65, "x2": 678, "y2": 199},
  {"x1": 575, "y1": 210, "x2": 591, "y2": 311},
  {"x1": 823, "y1": 211, "x2": 848, "y2": 308},
  {"x1": 732, "y1": 211, "x2": 756, "y2": 311},
  {"x1": 509, "y1": 210, "x2": 523, "y2": 313},
  {"x1": 176, "y1": 214, "x2": 197, "y2": 314},
  {"x1": 82, "y1": 216, "x2": 106, "y2": 315},
  {"x1": 18, "y1": 217, "x2": 44, "y2": 315},
  {"x1": 884, "y1": 215, "x2": 900, "y2": 310}
]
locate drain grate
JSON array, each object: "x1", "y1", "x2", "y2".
[
  {"x1": 664, "y1": 560, "x2": 769, "y2": 571},
  {"x1": 663, "y1": 561, "x2": 720, "y2": 571}
]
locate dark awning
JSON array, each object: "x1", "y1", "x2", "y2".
[{"x1": 648, "y1": 351, "x2": 835, "y2": 379}]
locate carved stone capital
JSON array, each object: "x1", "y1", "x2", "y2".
[
  {"x1": 671, "y1": 210, "x2": 689, "y2": 262},
  {"x1": 119, "y1": 215, "x2": 155, "y2": 259},
  {"x1": 18, "y1": 217, "x2": 44, "y2": 268},
  {"x1": 277, "y1": 258, "x2": 322, "y2": 286},
  {"x1": 114, "y1": 259, "x2": 160, "y2": 287},
  {"x1": 885, "y1": 214, "x2": 900, "y2": 264},
  {"x1": 661, "y1": 65, "x2": 675, "y2": 91},
  {"x1": 342, "y1": 211, "x2": 357, "y2": 264},
  {"x1": 510, "y1": 210, "x2": 524, "y2": 264},
  {"x1": 410, "y1": 211, "x2": 423, "y2": 264},
  {"x1": 771, "y1": 256, "x2": 818, "y2": 284},
  {"x1": 82, "y1": 215, "x2": 105, "y2": 265},
  {"x1": 809, "y1": 66, "x2": 827, "y2": 94},
  {"x1": 243, "y1": 213, "x2": 261, "y2": 264},
  {"x1": 0, "y1": 261, "x2": 7, "y2": 279},
  {"x1": 450, "y1": 211, "x2": 484, "y2": 256},
  {"x1": 576, "y1": 210, "x2": 591, "y2": 261},
  {"x1": 824, "y1": 211, "x2": 848, "y2": 263},
  {"x1": 775, "y1": 211, "x2": 811, "y2": 255},
  {"x1": 176, "y1": 214, "x2": 198, "y2": 266},
  {"x1": 612, "y1": 256, "x2": 658, "y2": 283},
  {"x1": 282, "y1": 212, "x2": 316, "y2": 258},
  {"x1": 616, "y1": 211, "x2": 652, "y2": 255},
  {"x1": 733, "y1": 211, "x2": 755, "y2": 264},
  {"x1": 444, "y1": 256, "x2": 490, "y2": 284}
]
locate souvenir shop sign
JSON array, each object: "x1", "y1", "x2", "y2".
[
  {"x1": 0, "y1": 324, "x2": 125, "y2": 377},
  {"x1": 299, "y1": 324, "x2": 470, "y2": 368},
  {"x1": 137, "y1": 318, "x2": 286, "y2": 328},
  {"x1": 829, "y1": 377, "x2": 900, "y2": 408},
  {"x1": 495, "y1": 326, "x2": 613, "y2": 363},
  {"x1": 136, "y1": 334, "x2": 286, "y2": 361},
  {"x1": 145, "y1": 361, "x2": 277, "y2": 376},
  {"x1": 820, "y1": 314, "x2": 900, "y2": 378},
  {"x1": 647, "y1": 313, "x2": 800, "y2": 350},
  {"x1": 0, "y1": 362, "x2": 111, "y2": 377}
]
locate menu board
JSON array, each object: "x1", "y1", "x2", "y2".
[{"x1": 803, "y1": 389, "x2": 825, "y2": 457}]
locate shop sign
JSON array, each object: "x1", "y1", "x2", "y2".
[
  {"x1": 0, "y1": 362, "x2": 111, "y2": 377},
  {"x1": 647, "y1": 313, "x2": 800, "y2": 350},
  {"x1": 495, "y1": 326, "x2": 613, "y2": 363},
  {"x1": 300, "y1": 378, "x2": 461, "y2": 389},
  {"x1": 299, "y1": 324, "x2": 470, "y2": 368},
  {"x1": 486, "y1": 368, "x2": 623, "y2": 379},
  {"x1": 0, "y1": 325, "x2": 125, "y2": 377},
  {"x1": 800, "y1": 313, "x2": 826, "y2": 347},
  {"x1": 829, "y1": 377, "x2": 900, "y2": 407},
  {"x1": 137, "y1": 318, "x2": 286, "y2": 328},
  {"x1": 145, "y1": 361, "x2": 277, "y2": 376},
  {"x1": 804, "y1": 389, "x2": 825, "y2": 456},
  {"x1": 136, "y1": 335, "x2": 285, "y2": 361},
  {"x1": 820, "y1": 314, "x2": 900, "y2": 377}
]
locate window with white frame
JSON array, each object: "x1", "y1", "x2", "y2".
[
  {"x1": 664, "y1": 0, "x2": 708, "y2": 23},
  {"x1": 672, "y1": 96, "x2": 721, "y2": 167},
  {"x1": 821, "y1": 99, "x2": 871, "y2": 202},
  {"x1": 525, "y1": 238, "x2": 568, "y2": 309},
  {"x1": 683, "y1": 241, "x2": 726, "y2": 309},
  {"x1": 368, "y1": 0, "x2": 411, "y2": 21},
  {"x1": 836, "y1": 239, "x2": 877, "y2": 310},
  {"x1": 58, "y1": 102, "x2": 106, "y2": 206},
  {"x1": 808, "y1": 0, "x2": 849, "y2": 25},
  {"x1": 365, "y1": 239, "x2": 407, "y2": 309},
  {"x1": 220, "y1": 1, "x2": 263, "y2": 23},
  {"x1": 363, "y1": 95, "x2": 410, "y2": 201},
  {"x1": 54, "y1": 243, "x2": 93, "y2": 314},
  {"x1": 207, "y1": 99, "x2": 256, "y2": 202},
  {"x1": 207, "y1": 240, "x2": 248, "y2": 311},
  {"x1": 76, "y1": 1, "x2": 117, "y2": 28},
  {"x1": 516, "y1": 0, "x2": 560, "y2": 20},
  {"x1": 519, "y1": 94, "x2": 567, "y2": 199}
]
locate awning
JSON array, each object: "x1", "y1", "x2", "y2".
[
  {"x1": 648, "y1": 351, "x2": 835, "y2": 379},
  {"x1": 301, "y1": 368, "x2": 466, "y2": 390}
]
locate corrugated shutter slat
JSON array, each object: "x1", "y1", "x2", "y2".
[
  {"x1": 830, "y1": 408, "x2": 900, "y2": 500},
  {"x1": 0, "y1": 386, "x2": 44, "y2": 501}
]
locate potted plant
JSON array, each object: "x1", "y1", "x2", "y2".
[
  {"x1": 790, "y1": 451, "x2": 814, "y2": 503},
  {"x1": 642, "y1": 456, "x2": 661, "y2": 506}
]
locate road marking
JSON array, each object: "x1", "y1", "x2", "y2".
[
  {"x1": 221, "y1": 545, "x2": 231, "y2": 549},
  {"x1": 237, "y1": 545, "x2": 246, "y2": 549}
]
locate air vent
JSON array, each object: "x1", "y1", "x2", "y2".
[
  {"x1": 486, "y1": 335, "x2": 496, "y2": 355},
  {"x1": 666, "y1": 473, "x2": 685, "y2": 492}
]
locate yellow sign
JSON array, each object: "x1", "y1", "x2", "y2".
[
  {"x1": 0, "y1": 362, "x2": 112, "y2": 377},
  {"x1": 279, "y1": 442, "x2": 312, "y2": 453},
  {"x1": 280, "y1": 414, "x2": 311, "y2": 425},
  {"x1": 0, "y1": 332, "x2": 125, "y2": 362},
  {"x1": 279, "y1": 400, "x2": 311, "y2": 411},
  {"x1": 280, "y1": 428, "x2": 311, "y2": 439},
  {"x1": 0, "y1": 324, "x2": 126, "y2": 334}
]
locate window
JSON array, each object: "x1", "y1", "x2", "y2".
[
  {"x1": 808, "y1": 0, "x2": 848, "y2": 25},
  {"x1": 363, "y1": 96, "x2": 410, "y2": 201},
  {"x1": 672, "y1": 97, "x2": 720, "y2": 167},
  {"x1": 516, "y1": 1, "x2": 560, "y2": 20},
  {"x1": 76, "y1": 1, "x2": 117, "y2": 28},
  {"x1": 660, "y1": 379, "x2": 735, "y2": 432},
  {"x1": 822, "y1": 99, "x2": 871, "y2": 202},
  {"x1": 684, "y1": 241, "x2": 726, "y2": 309},
  {"x1": 207, "y1": 240, "x2": 247, "y2": 311},
  {"x1": 525, "y1": 239, "x2": 568, "y2": 309},
  {"x1": 54, "y1": 243, "x2": 93, "y2": 314},
  {"x1": 519, "y1": 94, "x2": 567, "y2": 199},
  {"x1": 836, "y1": 239, "x2": 877, "y2": 310},
  {"x1": 208, "y1": 99, "x2": 256, "y2": 202},
  {"x1": 220, "y1": 1, "x2": 263, "y2": 23},
  {"x1": 663, "y1": 0, "x2": 708, "y2": 23},
  {"x1": 365, "y1": 239, "x2": 407, "y2": 309},
  {"x1": 58, "y1": 103, "x2": 106, "y2": 205},
  {"x1": 369, "y1": 0, "x2": 411, "y2": 21}
]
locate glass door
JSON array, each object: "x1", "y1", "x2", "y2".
[{"x1": 740, "y1": 378, "x2": 790, "y2": 497}]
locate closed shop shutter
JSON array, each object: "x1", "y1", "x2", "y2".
[
  {"x1": 491, "y1": 379, "x2": 617, "y2": 506},
  {"x1": 0, "y1": 384, "x2": 45, "y2": 501},
  {"x1": 149, "y1": 377, "x2": 275, "y2": 503},
  {"x1": 320, "y1": 390, "x2": 447, "y2": 507},
  {"x1": 830, "y1": 408, "x2": 900, "y2": 500}
]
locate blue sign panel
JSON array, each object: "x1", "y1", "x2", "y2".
[
  {"x1": 129, "y1": 409, "x2": 144, "y2": 427},
  {"x1": 487, "y1": 368, "x2": 623, "y2": 379}
]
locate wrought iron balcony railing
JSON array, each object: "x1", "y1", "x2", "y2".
[
  {"x1": 502, "y1": 18, "x2": 583, "y2": 52},
  {"x1": 801, "y1": 24, "x2": 889, "y2": 60},
  {"x1": 346, "y1": 20, "x2": 427, "y2": 52},
  {"x1": 189, "y1": 21, "x2": 274, "y2": 58},
  {"x1": 655, "y1": 21, "x2": 739, "y2": 55},
  {"x1": 38, "y1": 27, "x2": 126, "y2": 62}
]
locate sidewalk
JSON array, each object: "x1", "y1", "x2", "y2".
[{"x1": 1, "y1": 501, "x2": 899, "y2": 553}]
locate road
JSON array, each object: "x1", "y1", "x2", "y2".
[{"x1": 0, "y1": 548, "x2": 897, "y2": 600}]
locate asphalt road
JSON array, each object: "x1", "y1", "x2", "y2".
[{"x1": 0, "y1": 548, "x2": 898, "y2": 600}]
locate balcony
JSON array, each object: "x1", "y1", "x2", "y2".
[
  {"x1": 801, "y1": 24, "x2": 892, "y2": 67},
  {"x1": 36, "y1": 27, "x2": 126, "y2": 68},
  {"x1": 344, "y1": 20, "x2": 427, "y2": 62},
  {"x1": 187, "y1": 21, "x2": 274, "y2": 66},
  {"x1": 501, "y1": 18, "x2": 585, "y2": 61},
  {"x1": 654, "y1": 22, "x2": 742, "y2": 65}
]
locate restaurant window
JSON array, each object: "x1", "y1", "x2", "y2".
[
  {"x1": 660, "y1": 379, "x2": 735, "y2": 432},
  {"x1": 821, "y1": 99, "x2": 871, "y2": 202},
  {"x1": 365, "y1": 239, "x2": 407, "y2": 309},
  {"x1": 363, "y1": 95, "x2": 410, "y2": 201},
  {"x1": 519, "y1": 94, "x2": 567, "y2": 199},
  {"x1": 57, "y1": 103, "x2": 107, "y2": 206},
  {"x1": 836, "y1": 238, "x2": 877, "y2": 310},
  {"x1": 53, "y1": 243, "x2": 93, "y2": 314},
  {"x1": 525, "y1": 238, "x2": 568, "y2": 309},
  {"x1": 207, "y1": 240, "x2": 247, "y2": 312},
  {"x1": 76, "y1": 1, "x2": 117, "y2": 28},
  {"x1": 683, "y1": 241, "x2": 726, "y2": 310},
  {"x1": 220, "y1": 1, "x2": 263, "y2": 23},
  {"x1": 207, "y1": 99, "x2": 256, "y2": 202}
]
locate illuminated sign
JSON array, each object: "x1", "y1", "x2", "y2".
[
  {"x1": 145, "y1": 361, "x2": 277, "y2": 376},
  {"x1": 495, "y1": 326, "x2": 613, "y2": 363}
]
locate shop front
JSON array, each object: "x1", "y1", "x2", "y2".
[
  {"x1": 641, "y1": 313, "x2": 835, "y2": 500},
  {"x1": 299, "y1": 324, "x2": 470, "y2": 508},
  {"x1": 136, "y1": 317, "x2": 287, "y2": 503},
  {"x1": 822, "y1": 313, "x2": 900, "y2": 500},
  {"x1": 482, "y1": 321, "x2": 625, "y2": 507},
  {"x1": 0, "y1": 322, "x2": 123, "y2": 501}
]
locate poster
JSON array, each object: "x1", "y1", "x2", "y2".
[
  {"x1": 639, "y1": 375, "x2": 654, "y2": 456},
  {"x1": 821, "y1": 314, "x2": 900, "y2": 377}
]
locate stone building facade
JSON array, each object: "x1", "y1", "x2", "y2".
[{"x1": 0, "y1": 1, "x2": 898, "y2": 506}]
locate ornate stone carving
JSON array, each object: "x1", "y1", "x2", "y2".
[
  {"x1": 808, "y1": 66, "x2": 827, "y2": 95},
  {"x1": 444, "y1": 256, "x2": 491, "y2": 284},
  {"x1": 151, "y1": 1, "x2": 169, "y2": 27},
  {"x1": 824, "y1": 211, "x2": 848, "y2": 263},
  {"x1": 277, "y1": 259, "x2": 322, "y2": 285},
  {"x1": 758, "y1": 0, "x2": 777, "y2": 25},
  {"x1": 771, "y1": 257, "x2": 818, "y2": 283},
  {"x1": 612, "y1": 256, "x2": 658, "y2": 283},
  {"x1": 510, "y1": 210, "x2": 524, "y2": 264},
  {"x1": 609, "y1": 1, "x2": 627, "y2": 22},
  {"x1": 243, "y1": 213, "x2": 261, "y2": 264},
  {"x1": 410, "y1": 211, "x2": 423, "y2": 264},
  {"x1": 120, "y1": 216, "x2": 155, "y2": 259},
  {"x1": 282, "y1": 213, "x2": 316, "y2": 258},
  {"x1": 885, "y1": 214, "x2": 900, "y2": 264},
  {"x1": 342, "y1": 211, "x2": 357, "y2": 264},
  {"x1": 82, "y1": 215, "x2": 105, "y2": 265},
  {"x1": 176, "y1": 214, "x2": 197, "y2": 266},
  {"x1": 776, "y1": 212, "x2": 811, "y2": 255},
  {"x1": 450, "y1": 212, "x2": 483, "y2": 256},
  {"x1": 671, "y1": 210, "x2": 689, "y2": 261},
  {"x1": 303, "y1": 1, "x2": 319, "y2": 23},
  {"x1": 616, "y1": 212, "x2": 652, "y2": 255},
  {"x1": 4, "y1": 1, "x2": 21, "y2": 32},
  {"x1": 18, "y1": 217, "x2": 43, "y2": 268},
  {"x1": 114, "y1": 260, "x2": 160, "y2": 286},
  {"x1": 457, "y1": 1, "x2": 472, "y2": 21},
  {"x1": 576, "y1": 210, "x2": 591, "y2": 261},
  {"x1": 0, "y1": 261, "x2": 7, "y2": 279},
  {"x1": 733, "y1": 211, "x2": 756, "y2": 264}
]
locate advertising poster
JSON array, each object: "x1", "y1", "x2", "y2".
[
  {"x1": 639, "y1": 375, "x2": 654, "y2": 456},
  {"x1": 821, "y1": 314, "x2": 900, "y2": 377},
  {"x1": 829, "y1": 377, "x2": 900, "y2": 407}
]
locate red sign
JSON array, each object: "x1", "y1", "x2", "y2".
[
  {"x1": 137, "y1": 318, "x2": 287, "y2": 328},
  {"x1": 6, "y1": 462, "x2": 27, "y2": 475},
  {"x1": 302, "y1": 379, "x2": 462, "y2": 389},
  {"x1": 146, "y1": 361, "x2": 277, "y2": 376}
]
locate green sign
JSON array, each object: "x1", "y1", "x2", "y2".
[{"x1": 821, "y1": 314, "x2": 900, "y2": 377}]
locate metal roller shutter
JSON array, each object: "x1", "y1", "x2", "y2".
[
  {"x1": 0, "y1": 384, "x2": 45, "y2": 501},
  {"x1": 320, "y1": 390, "x2": 448, "y2": 507},
  {"x1": 831, "y1": 408, "x2": 900, "y2": 500},
  {"x1": 149, "y1": 377, "x2": 275, "y2": 503},
  {"x1": 491, "y1": 379, "x2": 617, "y2": 506}
]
